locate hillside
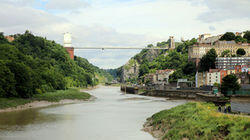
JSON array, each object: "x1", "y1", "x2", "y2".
[
  {"x1": 111, "y1": 39, "x2": 197, "y2": 84},
  {"x1": 0, "y1": 31, "x2": 112, "y2": 98}
]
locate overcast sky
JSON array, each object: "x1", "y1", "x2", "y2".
[{"x1": 1, "y1": 0, "x2": 250, "y2": 69}]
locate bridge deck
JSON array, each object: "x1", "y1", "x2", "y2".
[{"x1": 74, "y1": 47, "x2": 169, "y2": 50}]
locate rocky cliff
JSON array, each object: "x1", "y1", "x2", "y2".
[{"x1": 120, "y1": 49, "x2": 166, "y2": 83}]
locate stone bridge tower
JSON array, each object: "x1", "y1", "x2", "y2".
[
  {"x1": 169, "y1": 36, "x2": 175, "y2": 50},
  {"x1": 64, "y1": 33, "x2": 74, "y2": 60}
]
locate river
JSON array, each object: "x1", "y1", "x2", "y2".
[{"x1": 0, "y1": 86, "x2": 186, "y2": 140}]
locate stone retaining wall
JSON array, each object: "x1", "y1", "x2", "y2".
[{"x1": 231, "y1": 96, "x2": 250, "y2": 113}]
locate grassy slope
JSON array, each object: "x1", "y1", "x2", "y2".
[
  {"x1": 0, "y1": 88, "x2": 90, "y2": 109},
  {"x1": 147, "y1": 102, "x2": 250, "y2": 140}
]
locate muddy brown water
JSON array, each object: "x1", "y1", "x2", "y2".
[{"x1": 0, "y1": 86, "x2": 186, "y2": 140}]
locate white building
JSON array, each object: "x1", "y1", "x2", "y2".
[
  {"x1": 155, "y1": 69, "x2": 175, "y2": 84},
  {"x1": 206, "y1": 69, "x2": 221, "y2": 86}
]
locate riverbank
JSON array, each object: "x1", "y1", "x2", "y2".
[
  {"x1": 0, "y1": 88, "x2": 94, "y2": 113},
  {"x1": 143, "y1": 102, "x2": 250, "y2": 140}
]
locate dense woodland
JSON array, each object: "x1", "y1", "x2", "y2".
[{"x1": 0, "y1": 31, "x2": 112, "y2": 98}]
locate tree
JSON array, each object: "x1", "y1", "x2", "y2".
[
  {"x1": 221, "y1": 74, "x2": 240, "y2": 95},
  {"x1": 7, "y1": 61, "x2": 35, "y2": 98},
  {"x1": 0, "y1": 32, "x2": 8, "y2": 44},
  {"x1": 220, "y1": 50, "x2": 231, "y2": 57},
  {"x1": 243, "y1": 31, "x2": 250, "y2": 43},
  {"x1": 147, "y1": 44, "x2": 153, "y2": 48},
  {"x1": 220, "y1": 32, "x2": 235, "y2": 41},
  {"x1": 169, "y1": 69, "x2": 184, "y2": 82},
  {"x1": 0, "y1": 61, "x2": 17, "y2": 97},
  {"x1": 139, "y1": 62, "x2": 149, "y2": 77},
  {"x1": 235, "y1": 36, "x2": 247, "y2": 43},
  {"x1": 199, "y1": 49, "x2": 217, "y2": 71},
  {"x1": 183, "y1": 61, "x2": 196, "y2": 75},
  {"x1": 236, "y1": 48, "x2": 246, "y2": 56}
]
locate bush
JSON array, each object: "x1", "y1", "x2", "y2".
[{"x1": 220, "y1": 32, "x2": 235, "y2": 41}]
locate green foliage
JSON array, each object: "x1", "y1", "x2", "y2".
[
  {"x1": 220, "y1": 49, "x2": 231, "y2": 57},
  {"x1": 147, "y1": 44, "x2": 153, "y2": 48},
  {"x1": 148, "y1": 102, "x2": 250, "y2": 140},
  {"x1": 0, "y1": 31, "x2": 110, "y2": 98},
  {"x1": 220, "y1": 32, "x2": 236, "y2": 41},
  {"x1": 183, "y1": 61, "x2": 196, "y2": 75},
  {"x1": 221, "y1": 74, "x2": 240, "y2": 95},
  {"x1": 235, "y1": 35, "x2": 247, "y2": 43},
  {"x1": 157, "y1": 41, "x2": 168, "y2": 47},
  {"x1": 0, "y1": 88, "x2": 90, "y2": 109},
  {"x1": 33, "y1": 88, "x2": 91, "y2": 102},
  {"x1": 0, "y1": 60, "x2": 16, "y2": 97},
  {"x1": 236, "y1": 48, "x2": 246, "y2": 56},
  {"x1": 199, "y1": 48, "x2": 217, "y2": 72},
  {"x1": 243, "y1": 31, "x2": 250, "y2": 43},
  {"x1": 0, "y1": 98, "x2": 32, "y2": 109},
  {"x1": 139, "y1": 61, "x2": 150, "y2": 77},
  {"x1": 176, "y1": 38, "x2": 197, "y2": 54},
  {"x1": 0, "y1": 32, "x2": 8, "y2": 44}
]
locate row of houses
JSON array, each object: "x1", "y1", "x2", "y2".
[{"x1": 196, "y1": 65, "x2": 249, "y2": 87}]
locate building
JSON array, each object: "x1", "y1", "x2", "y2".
[
  {"x1": 215, "y1": 57, "x2": 250, "y2": 70},
  {"x1": 177, "y1": 79, "x2": 192, "y2": 89},
  {"x1": 196, "y1": 69, "x2": 224, "y2": 87},
  {"x1": 235, "y1": 32, "x2": 245, "y2": 37},
  {"x1": 155, "y1": 69, "x2": 175, "y2": 84},
  {"x1": 144, "y1": 73, "x2": 157, "y2": 84},
  {"x1": 144, "y1": 69, "x2": 175, "y2": 85},
  {"x1": 64, "y1": 33, "x2": 74, "y2": 60},
  {"x1": 196, "y1": 71, "x2": 206, "y2": 88},
  {"x1": 5, "y1": 36, "x2": 15, "y2": 42},
  {"x1": 169, "y1": 36, "x2": 175, "y2": 49},
  {"x1": 188, "y1": 41, "x2": 250, "y2": 60},
  {"x1": 206, "y1": 69, "x2": 221, "y2": 86},
  {"x1": 198, "y1": 34, "x2": 223, "y2": 45},
  {"x1": 198, "y1": 34, "x2": 211, "y2": 43}
]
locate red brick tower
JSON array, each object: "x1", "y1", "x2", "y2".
[{"x1": 65, "y1": 47, "x2": 74, "y2": 59}]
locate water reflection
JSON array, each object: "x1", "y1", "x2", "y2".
[
  {"x1": 0, "y1": 106, "x2": 70, "y2": 131},
  {"x1": 0, "y1": 86, "x2": 186, "y2": 140}
]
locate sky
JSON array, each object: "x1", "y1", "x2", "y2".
[{"x1": 1, "y1": 0, "x2": 250, "y2": 69}]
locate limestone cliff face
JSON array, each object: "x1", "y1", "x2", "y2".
[
  {"x1": 121, "y1": 59, "x2": 139, "y2": 82},
  {"x1": 120, "y1": 49, "x2": 164, "y2": 83},
  {"x1": 140, "y1": 49, "x2": 162, "y2": 62}
]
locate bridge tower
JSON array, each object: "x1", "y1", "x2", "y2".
[
  {"x1": 169, "y1": 36, "x2": 175, "y2": 50},
  {"x1": 64, "y1": 33, "x2": 74, "y2": 60}
]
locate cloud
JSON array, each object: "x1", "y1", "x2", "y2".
[
  {"x1": 1, "y1": 0, "x2": 250, "y2": 69},
  {"x1": 45, "y1": 0, "x2": 89, "y2": 11},
  {"x1": 1, "y1": 0, "x2": 36, "y2": 6},
  {"x1": 196, "y1": 0, "x2": 250, "y2": 22},
  {"x1": 209, "y1": 26, "x2": 216, "y2": 31},
  {"x1": 0, "y1": 3, "x2": 67, "y2": 34}
]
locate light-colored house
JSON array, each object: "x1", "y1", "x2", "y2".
[
  {"x1": 196, "y1": 69, "x2": 222, "y2": 87},
  {"x1": 144, "y1": 69, "x2": 175, "y2": 85},
  {"x1": 206, "y1": 69, "x2": 221, "y2": 86},
  {"x1": 155, "y1": 69, "x2": 175, "y2": 85}
]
